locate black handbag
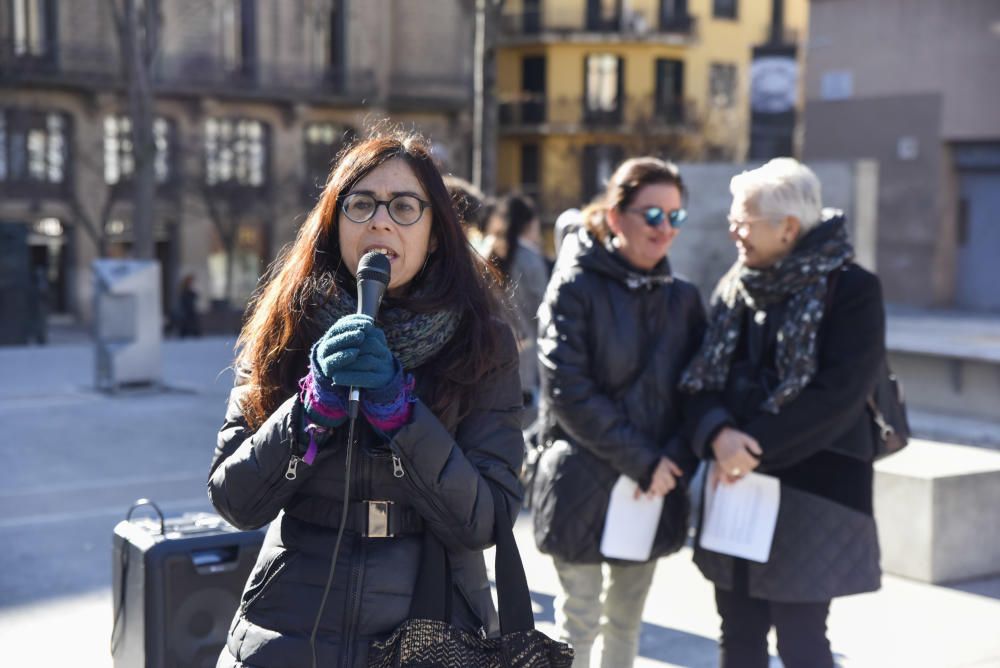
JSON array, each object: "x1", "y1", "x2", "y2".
[
  {"x1": 825, "y1": 268, "x2": 910, "y2": 461},
  {"x1": 368, "y1": 486, "x2": 574, "y2": 667},
  {"x1": 868, "y1": 358, "x2": 910, "y2": 460}
]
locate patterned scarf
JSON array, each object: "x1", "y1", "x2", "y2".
[
  {"x1": 679, "y1": 213, "x2": 854, "y2": 413},
  {"x1": 311, "y1": 279, "x2": 462, "y2": 371}
]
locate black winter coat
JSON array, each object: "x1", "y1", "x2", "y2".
[
  {"x1": 530, "y1": 230, "x2": 710, "y2": 564},
  {"x1": 690, "y1": 262, "x2": 884, "y2": 602},
  {"x1": 208, "y1": 320, "x2": 524, "y2": 668}
]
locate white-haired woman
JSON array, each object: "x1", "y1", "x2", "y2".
[{"x1": 679, "y1": 158, "x2": 885, "y2": 668}]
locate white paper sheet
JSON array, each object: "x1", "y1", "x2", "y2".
[
  {"x1": 599, "y1": 475, "x2": 664, "y2": 562},
  {"x1": 699, "y1": 465, "x2": 780, "y2": 563}
]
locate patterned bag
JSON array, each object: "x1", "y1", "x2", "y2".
[{"x1": 369, "y1": 487, "x2": 574, "y2": 668}]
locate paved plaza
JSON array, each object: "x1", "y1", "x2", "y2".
[{"x1": 1, "y1": 338, "x2": 998, "y2": 667}]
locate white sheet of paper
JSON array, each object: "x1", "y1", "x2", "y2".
[
  {"x1": 600, "y1": 475, "x2": 664, "y2": 562},
  {"x1": 699, "y1": 465, "x2": 780, "y2": 563}
]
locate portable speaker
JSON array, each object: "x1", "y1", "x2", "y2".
[{"x1": 111, "y1": 501, "x2": 265, "y2": 668}]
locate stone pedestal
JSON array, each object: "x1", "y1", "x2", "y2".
[{"x1": 874, "y1": 440, "x2": 1000, "y2": 583}]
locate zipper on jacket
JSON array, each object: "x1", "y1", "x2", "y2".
[
  {"x1": 343, "y1": 535, "x2": 366, "y2": 667},
  {"x1": 285, "y1": 454, "x2": 302, "y2": 480},
  {"x1": 241, "y1": 554, "x2": 292, "y2": 614},
  {"x1": 389, "y1": 443, "x2": 454, "y2": 531},
  {"x1": 391, "y1": 454, "x2": 405, "y2": 478}
]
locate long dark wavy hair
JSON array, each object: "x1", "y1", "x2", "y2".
[{"x1": 235, "y1": 129, "x2": 506, "y2": 429}]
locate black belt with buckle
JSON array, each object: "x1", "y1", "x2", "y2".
[
  {"x1": 333, "y1": 500, "x2": 424, "y2": 538},
  {"x1": 284, "y1": 497, "x2": 425, "y2": 537}
]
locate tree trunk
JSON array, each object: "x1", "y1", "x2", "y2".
[
  {"x1": 473, "y1": 0, "x2": 499, "y2": 195},
  {"x1": 124, "y1": 0, "x2": 156, "y2": 260}
]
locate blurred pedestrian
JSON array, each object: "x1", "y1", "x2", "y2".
[
  {"x1": 175, "y1": 274, "x2": 201, "y2": 338},
  {"x1": 208, "y1": 130, "x2": 524, "y2": 667},
  {"x1": 443, "y1": 174, "x2": 493, "y2": 255},
  {"x1": 679, "y1": 158, "x2": 885, "y2": 668},
  {"x1": 530, "y1": 157, "x2": 713, "y2": 668},
  {"x1": 30, "y1": 266, "x2": 49, "y2": 345},
  {"x1": 487, "y1": 194, "x2": 550, "y2": 423}
]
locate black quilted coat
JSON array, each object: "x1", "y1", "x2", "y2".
[
  {"x1": 530, "y1": 230, "x2": 712, "y2": 564},
  {"x1": 690, "y1": 262, "x2": 884, "y2": 602},
  {"x1": 208, "y1": 320, "x2": 524, "y2": 668}
]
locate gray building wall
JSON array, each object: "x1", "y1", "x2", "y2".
[
  {"x1": 804, "y1": 94, "x2": 951, "y2": 306},
  {"x1": 801, "y1": 0, "x2": 1000, "y2": 308},
  {"x1": 671, "y1": 161, "x2": 875, "y2": 301},
  {"x1": 806, "y1": 0, "x2": 1000, "y2": 141},
  {"x1": 0, "y1": 0, "x2": 475, "y2": 328}
]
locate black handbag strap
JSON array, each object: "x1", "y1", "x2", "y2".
[
  {"x1": 408, "y1": 485, "x2": 536, "y2": 634},
  {"x1": 408, "y1": 528, "x2": 453, "y2": 622}
]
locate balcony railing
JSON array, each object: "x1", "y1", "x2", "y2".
[
  {"x1": 0, "y1": 40, "x2": 378, "y2": 102},
  {"x1": 386, "y1": 74, "x2": 470, "y2": 109},
  {"x1": 500, "y1": 95, "x2": 697, "y2": 131},
  {"x1": 499, "y1": 8, "x2": 696, "y2": 38},
  {"x1": 499, "y1": 93, "x2": 547, "y2": 125},
  {"x1": 155, "y1": 54, "x2": 377, "y2": 102},
  {"x1": 0, "y1": 40, "x2": 120, "y2": 88}
]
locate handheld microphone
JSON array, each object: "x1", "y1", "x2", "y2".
[{"x1": 348, "y1": 251, "x2": 391, "y2": 417}]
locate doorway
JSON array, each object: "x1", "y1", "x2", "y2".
[{"x1": 956, "y1": 170, "x2": 1000, "y2": 311}]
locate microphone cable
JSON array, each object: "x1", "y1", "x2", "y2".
[{"x1": 309, "y1": 406, "x2": 359, "y2": 668}]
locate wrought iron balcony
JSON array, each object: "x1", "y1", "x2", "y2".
[
  {"x1": 386, "y1": 74, "x2": 470, "y2": 111},
  {"x1": 0, "y1": 40, "x2": 377, "y2": 103},
  {"x1": 499, "y1": 8, "x2": 696, "y2": 42},
  {"x1": 500, "y1": 95, "x2": 696, "y2": 132}
]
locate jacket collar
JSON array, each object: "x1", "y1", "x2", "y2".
[{"x1": 561, "y1": 228, "x2": 673, "y2": 291}]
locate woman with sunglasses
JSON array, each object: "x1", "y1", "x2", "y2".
[
  {"x1": 530, "y1": 157, "x2": 718, "y2": 668},
  {"x1": 208, "y1": 130, "x2": 524, "y2": 667}
]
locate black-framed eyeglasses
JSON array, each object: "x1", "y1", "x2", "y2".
[
  {"x1": 341, "y1": 192, "x2": 431, "y2": 227},
  {"x1": 625, "y1": 206, "x2": 687, "y2": 229}
]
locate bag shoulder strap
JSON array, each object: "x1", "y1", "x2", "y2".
[{"x1": 408, "y1": 486, "x2": 536, "y2": 635}]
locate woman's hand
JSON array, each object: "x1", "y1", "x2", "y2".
[
  {"x1": 711, "y1": 427, "x2": 762, "y2": 484},
  {"x1": 311, "y1": 314, "x2": 397, "y2": 390},
  {"x1": 635, "y1": 457, "x2": 684, "y2": 499}
]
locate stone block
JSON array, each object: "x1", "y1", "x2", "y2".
[{"x1": 874, "y1": 440, "x2": 1000, "y2": 583}]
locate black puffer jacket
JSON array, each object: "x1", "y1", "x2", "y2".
[
  {"x1": 208, "y1": 320, "x2": 523, "y2": 668},
  {"x1": 530, "y1": 229, "x2": 711, "y2": 564},
  {"x1": 690, "y1": 261, "x2": 885, "y2": 602}
]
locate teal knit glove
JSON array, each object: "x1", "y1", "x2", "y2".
[{"x1": 310, "y1": 314, "x2": 397, "y2": 390}]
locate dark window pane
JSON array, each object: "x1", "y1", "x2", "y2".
[
  {"x1": 582, "y1": 144, "x2": 624, "y2": 201},
  {"x1": 521, "y1": 143, "x2": 539, "y2": 193},
  {"x1": 713, "y1": 0, "x2": 737, "y2": 19},
  {"x1": 655, "y1": 59, "x2": 685, "y2": 121}
]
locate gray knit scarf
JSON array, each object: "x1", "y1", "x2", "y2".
[
  {"x1": 679, "y1": 213, "x2": 854, "y2": 413},
  {"x1": 312, "y1": 279, "x2": 461, "y2": 371}
]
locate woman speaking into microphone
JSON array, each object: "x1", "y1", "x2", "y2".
[{"x1": 208, "y1": 130, "x2": 524, "y2": 667}]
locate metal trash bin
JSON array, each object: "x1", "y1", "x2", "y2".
[{"x1": 93, "y1": 259, "x2": 163, "y2": 390}]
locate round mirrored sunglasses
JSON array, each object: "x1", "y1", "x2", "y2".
[{"x1": 627, "y1": 206, "x2": 687, "y2": 229}]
